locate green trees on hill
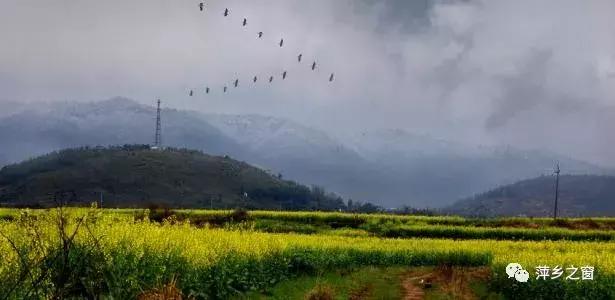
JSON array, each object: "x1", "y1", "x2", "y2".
[
  {"x1": 448, "y1": 175, "x2": 615, "y2": 217},
  {"x1": 0, "y1": 146, "x2": 347, "y2": 210}
]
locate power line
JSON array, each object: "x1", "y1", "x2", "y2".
[{"x1": 553, "y1": 162, "x2": 560, "y2": 220}]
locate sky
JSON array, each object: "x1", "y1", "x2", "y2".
[{"x1": 1, "y1": 0, "x2": 614, "y2": 166}]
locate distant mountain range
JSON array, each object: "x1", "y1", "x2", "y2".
[
  {"x1": 446, "y1": 175, "x2": 615, "y2": 217},
  {"x1": 0, "y1": 97, "x2": 610, "y2": 208}
]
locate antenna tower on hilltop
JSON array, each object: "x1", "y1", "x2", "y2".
[{"x1": 153, "y1": 99, "x2": 162, "y2": 149}]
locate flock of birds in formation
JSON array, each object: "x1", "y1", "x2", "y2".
[{"x1": 189, "y1": 2, "x2": 335, "y2": 97}]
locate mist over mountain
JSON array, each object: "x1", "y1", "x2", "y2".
[
  {"x1": 0, "y1": 98, "x2": 249, "y2": 164},
  {"x1": 0, "y1": 98, "x2": 609, "y2": 208},
  {"x1": 205, "y1": 114, "x2": 364, "y2": 165}
]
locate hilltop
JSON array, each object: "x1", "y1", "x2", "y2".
[
  {"x1": 0, "y1": 145, "x2": 345, "y2": 209},
  {"x1": 0, "y1": 97, "x2": 610, "y2": 208},
  {"x1": 447, "y1": 175, "x2": 615, "y2": 217}
]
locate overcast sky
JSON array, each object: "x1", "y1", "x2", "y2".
[{"x1": 1, "y1": 0, "x2": 614, "y2": 166}]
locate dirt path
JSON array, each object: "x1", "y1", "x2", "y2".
[
  {"x1": 401, "y1": 267, "x2": 492, "y2": 300},
  {"x1": 401, "y1": 273, "x2": 433, "y2": 300},
  {"x1": 349, "y1": 284, "x2": 373, "y2": 300},
  {"x1": 402, "y1": 277, "x2": 425, "y2": 300}
]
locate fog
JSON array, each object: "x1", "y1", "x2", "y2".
[{"x1": 1, "y1": 0, "x2": 614, "y2": 166}]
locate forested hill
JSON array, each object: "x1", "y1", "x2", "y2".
[
  {"x1": 447, "y1": 175, "x2": 615, "y2": 217},
  {"x1": 0, "y1": 145, "x2": 345, "y2": 210}
]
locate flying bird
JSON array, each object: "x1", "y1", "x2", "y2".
[
  {"x1": 298, "y1": 54, "x2": 303, "y2": 62},
  {"x1": 279, "y1": 39, "x2": 284, "y2": 47},
  {"x1": 234, "y1": 79, "x2": 239, "y2": 87},
  {"x1": 253, "y1": 76, "x2": 257, "y2": 83},
  {"x1": 224, "y1": 8, "x2": 229, "y2": 17},
  {"x1": 269, "y1": 76, "x2": 274, "y2": 82},
  {"x1": 243, "y1": 18, "x2": 247, "y2": 26},
  {"x1": 258, "y1": 32, "x2": 263, "y2": 38},
  {"x1": 223, "y1": 86, "x2": 227, "y2": 93},
  {"x1": 189, "y1": 90, "x2": 194, "y2": 97},
  {"x1": 199, "y1": 2, "x2": 204, "y2": 11},
  {"x1": 282, "y1": 71, "x2": 287, "y2": 80},
  {"x1": 312, "y1": 61, "x2": 317, "y2": 70},
  {"x1": 206, "y1": 87, "x2": 210, "y2": 94},
  {"x1": 329, "y1": 73, "x2": 335, "y2": 82}
]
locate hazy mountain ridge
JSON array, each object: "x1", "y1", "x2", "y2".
[
  {"x1": 345, "y1": 129, "x2": 475, "y2": 161},
  {"x1": 0, "y1": 98, "x2": 609, "y2": 208},
  {"x1": 0, "y1": 97, "x2": 250, "y2": 163},
  {"x1": 205, "y1": 113, "x2": 364, "y2": 164},
  {"x1": 348, "y1": 128, "x2": 604, "y2": 174}
]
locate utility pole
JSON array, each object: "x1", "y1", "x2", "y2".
[
  {"x1": 553, "y1": 162, "x2": 560, "y2": 220},
  {"x1": 153, "y1": 99, "x2": 162, "y2": 149}
]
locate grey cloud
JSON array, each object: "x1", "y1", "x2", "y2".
[
  {"x1": 485, "y1": 50, "x2": 552, "y2": 130},
  {"x1": 1, "y1": 0, "x2": 614, "y2": 166}
]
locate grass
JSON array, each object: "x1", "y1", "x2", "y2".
[
  {"x1": 242, "y1": 266, "x2": 502, "y2": 300},
  {"x1": 238, "y1": 267, "x2": 405, "y2": 299}
]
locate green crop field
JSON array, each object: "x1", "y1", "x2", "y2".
[{"x1": 0, "y1": 208, "x2": 614, "y2": 299}]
